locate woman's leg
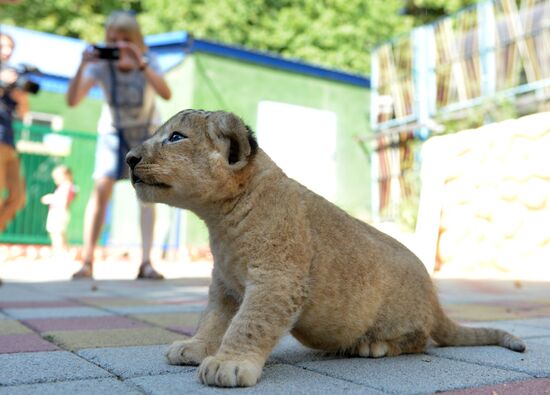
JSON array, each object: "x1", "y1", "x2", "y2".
[
  {"x1": 139, "y1": 202, "x2": 155, "y2": 263},
  {"x1": 74, "y1": 177, "x2": 115, "y2": 277},
  {"x1": 0, "y1": 146, "x2": 25, "y2": 232},
  {"x1": 138, "y1": 202, "x2": 163, "y2": 279}
]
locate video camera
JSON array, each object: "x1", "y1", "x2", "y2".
[{"x1": 0, "y1": 64, "x2": 41, "y2": 94}]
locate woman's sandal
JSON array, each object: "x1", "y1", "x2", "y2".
[
  {"x1": 72, "y1": 263, "x2": 93, "y2": 279},
  {"x1": 137, "y1": 262, "x2": 164, "y2": 280}
]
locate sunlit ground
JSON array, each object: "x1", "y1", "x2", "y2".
[{"x1": 0, "y1": 245, "x2": 213, "y2": 282}]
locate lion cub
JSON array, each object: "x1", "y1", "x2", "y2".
[{"x1": 126, "y1": 109, "x2": 525, "y2": 388}]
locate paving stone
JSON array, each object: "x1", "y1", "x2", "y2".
[
  {"x1": 148, "y1": 297, "x2": 209, "y2": 306},
  {"x1": 0, "y1": 320, "x2": 31, "y2": 335},
  {"x1": 0, "y1": 333, "x2": 59, "y2": 353},
  {"x1": 43, "y1": 327, "x2": 184, "y2": 351},
  {"x1": 297, "y1": 354, "x2": 531, "y2": 394},
  {"x1": 131, "y1": 312, "x2": 202, "y2": 328},
  {"x1": 4, "y1": 307, "x2": 113, "y2": 319},
  {"x1": 166, "y1": 325, "x2": 197, "y2": 336},
  {"x1": 0, "y1": 300, "x2": 83, "y2": 309},
  {"x1": 0, "y1": 378, "x2": 142, "y2": 395},
  {"x1": 78, "y1": 344, "x2": 194, "y2": 378},
  {"x1": 269, "y1": 335, "x2": 338, "y2": 364},
  {"x1": 512, "y1": 317, "x2": 550, "y2": 329},
  {"x1": 129, "y1": 364, "x2": 382, "y2": 394},
  {"x1": 530, "y1": 337, "x2": 550, "y2": 346},
  {"x1": 26, "y1": 286, "x2": 113, "y2": 299},
  {"x1": 104, "y1": 303, "x2": 206, "y2": 315},
  {"x1": 428, "y1": 340, "x2": 550, "y2": 377},
  {"x1": 77, "y1": 297, "x2": 152, "y2": 307},
  {"x1": 23, "y1": 316, "x2": 150, "y2": 333},
  {"x1": 122, "y1": 287, "x2": 209, "y2": 299},
  {"x1": 442, "y1": 377, "x2": 550, "y2": 394},
  {"x1": 0, "y1": 351, "x2": 112, "y2": 385},
  {"x1": 463, "y1": 320, "x2": 550, "y2": 338},
  {"x1": 444, "y1": 304, "x2": 526, "y2": 322},
  {"x1": 0, "y1": 287, "x2": 64, "y2": 302}
]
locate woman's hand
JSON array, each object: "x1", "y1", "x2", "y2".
[
  {"x1": 117, "y1": 42, "x2": 142, "y2": 65},
  {"x1": 0, "y1": 68, "x2": 18, "y2": 85},
  {"x1": 81, "y1": 46, "x2": 97, "y2": 65}
]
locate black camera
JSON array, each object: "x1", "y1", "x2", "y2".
[
  {"x1": 0, "y1": 64, "x2": 41, "y2": 94},
  {"x1": 93, "y1": 45, "x2": 120, "y2": 60}
]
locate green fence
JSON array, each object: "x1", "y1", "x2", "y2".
[{"x1": 0, "y1": 122, "x2": 96, "y2": 245}]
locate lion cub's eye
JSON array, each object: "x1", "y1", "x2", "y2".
[{"x1": 167, "y1": 131, "x2": 188, "y2": 143}]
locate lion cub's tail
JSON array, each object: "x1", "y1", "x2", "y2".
[{"x1": 430, "y1": 303, "x2": 526, "y2": 352}]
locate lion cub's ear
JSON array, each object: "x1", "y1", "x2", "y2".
[{"x1": 208, "y1": 111, "x2": 257, "y2": 170}]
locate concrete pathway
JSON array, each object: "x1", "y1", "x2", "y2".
[{"x1": 0, "y1": 276, "x2": 549, "y2": 394}]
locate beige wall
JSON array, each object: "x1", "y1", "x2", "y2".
[{"x1": 418, "y1": 112, "x2": 550, "y2": 277}]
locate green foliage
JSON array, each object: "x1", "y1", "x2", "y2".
[
  {"x1": 0, "y1": 0, "x2": 485, "y2": 74},
  {"x1": 139, "y1": 0, "x2": 413, "y2": 74},
  {"x1": 437, "y1": 96, "x2": 518, "y2": 135},
  {"x1": 0, "y1": 0, "x2": 141, "y2": 42},
  {"x1": 404, "y1": 0, "x2": 481, "y2": 25},
  {"x1": 1, "y1": 0, "x2": 412, "y2": 74}
]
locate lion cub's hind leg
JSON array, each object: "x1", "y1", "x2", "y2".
[{"x1": 355, "y1": 331, "x2": 428, "y2": 358}]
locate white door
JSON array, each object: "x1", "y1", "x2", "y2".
[{"x1": 256, "y1": 101, "x2": 337, "y2": 201}]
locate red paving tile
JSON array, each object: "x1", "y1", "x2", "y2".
[
  {"x1": 22, "y1": 316, "x2": 151, "y2": 332},
  {"x1": 166, "y1": 326, "x2": 197, "y2": 336},
  {"x1": 444, "y1": 378, "x2": 550, "y2": 394},
  {"x1": 152, "y1": 298, "x2": 208, "y2": 305},
  {"x1": 0, "y1": 300, "x2": 83, "y2": 309},
  {"x1": 0, "y1": 333, "x2": 59, "y2": 353}
]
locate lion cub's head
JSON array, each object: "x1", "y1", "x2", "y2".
[{"x1": 126, "y1": 110, "x2": 258, "y2": 211}]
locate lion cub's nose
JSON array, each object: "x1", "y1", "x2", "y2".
[{"x1": 126, "y1": 154, "x2": 142, "y2": 170}]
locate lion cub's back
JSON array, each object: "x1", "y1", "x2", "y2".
[{"x1": 296, "y1": 184, "x2": 434, "y2": 332}]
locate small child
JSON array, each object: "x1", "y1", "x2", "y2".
[{"x1": 41, "y1": 165, "x2": 76, "y2": 256}]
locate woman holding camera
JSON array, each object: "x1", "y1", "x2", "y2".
[
  {"x1": 66, "y1": 11, "x2": 171, "y2": 279},
  {"x1": 0, "y1": 32, "x2": 28, "y2": 232}
]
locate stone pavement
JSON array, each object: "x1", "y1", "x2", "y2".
[{"x1": 1, "y1": 277, "x2": 550, "y2": 394}]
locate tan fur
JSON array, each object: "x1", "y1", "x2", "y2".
[{"x1": 127, "y1": 109, "x2": 526, "y2": 388}]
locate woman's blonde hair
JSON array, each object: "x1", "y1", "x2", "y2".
[{"x1": 105, "y1": 11, "x2": 147, "y2": 52}]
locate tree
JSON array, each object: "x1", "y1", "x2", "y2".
[
  {"x1": 0, "y1": 0, "x2": 480, "y2": 74},
  {"x1": 403, "y1": 0, "x2": 480, "y2": 25}
]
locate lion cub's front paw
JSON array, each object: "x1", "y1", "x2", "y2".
[
  {"x1": 198, "y1": 355, "x2": 262, "y2": 387},
  {"x1": 165, "y1": 339, "x2": 208, "y2": 366}
]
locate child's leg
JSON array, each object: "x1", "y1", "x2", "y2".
[
  {"x1": 139, "y1": 202, "x2": 155, "y2": 263},
  {"x1": 50, "y1": 232, "x2": 67, "y2": 254}
]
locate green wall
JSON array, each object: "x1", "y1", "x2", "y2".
[
  {"x1": 29, "y1": 90, "x2": 103, "y2": 133},
  {"x1": 174, "y1": 53, "x2": 371, "y2": 246}
]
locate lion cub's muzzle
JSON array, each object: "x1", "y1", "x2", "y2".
[
  {"x1": 126, "y1": 152, "x2": 144, "y2": 185},
  {"x1": 126, "y1": 151, "x2": 170, "y2": 189}
]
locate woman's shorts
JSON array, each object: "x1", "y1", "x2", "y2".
[
  {"x1": 92, "y1": 127, "x2": 153, "y2": 181},
  {"x1": 92, "y1": 132, "x2": 126, "y2": 180}
]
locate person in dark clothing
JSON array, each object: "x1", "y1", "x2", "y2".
[{"x1": 0, "y1": 32, "x2": 27, "y2": 232}]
